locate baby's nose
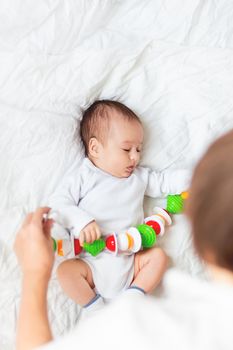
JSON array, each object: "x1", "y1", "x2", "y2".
[{"x1": 130, "y1": 150, "x2": 139, "y2": 162}]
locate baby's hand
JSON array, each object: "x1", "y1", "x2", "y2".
[{"x1": 79, "y1": 221, "x2": 101, "y2": 246}]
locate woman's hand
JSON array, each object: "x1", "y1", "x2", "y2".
[{"x1": 14, "y1": 207, "x2": 55, "y2": 280}]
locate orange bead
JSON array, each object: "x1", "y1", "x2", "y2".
[
  {"x1": 181, "y1": 191, "x2": 189, "y2": 199},
  {"x1": 57, "y1": 240, "x2": 64, "y2": 256}
]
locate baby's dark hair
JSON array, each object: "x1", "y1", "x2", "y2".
[
  {"x1": 80, "y1": 100, "x2": 141, "y2": 156},
  {"x1": 186, "y1": 129, "x2": 233, "y2": 272}
]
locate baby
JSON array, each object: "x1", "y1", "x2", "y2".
[{"x1": 49, "y1": 100, "x2": 190, "y2": 314}]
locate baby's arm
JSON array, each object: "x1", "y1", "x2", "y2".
[
  {"x1": 48, "y1": 169, "x2": 96, "y2": 239},
  {"x1": 144, "y1": 168, "x2": 191, "y2": 198}
]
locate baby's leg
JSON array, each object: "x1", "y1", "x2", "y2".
[
  {"x1": 132, "y1": 247, "x2": 168, "y2": 293},
  {"x1": 57, "y1": 258, "x2": 96, "y2": 306}
]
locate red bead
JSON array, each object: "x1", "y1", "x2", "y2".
[
  {"x1": 74, "y1": 238, "x2": 83, "y2": 255},
  {"x1": 106, "y1": 235, "x2": 116, "y2": 251},
  {"x1": 146, "y1": 220, "x2": 161, "y2": 235}
]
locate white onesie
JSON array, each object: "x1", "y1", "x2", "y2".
[{"x1": 49, "y1": 158, "x2": 190, "y2": 299}]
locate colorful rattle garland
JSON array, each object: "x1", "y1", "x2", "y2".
[
  {"x1": 52, "y1": 192, "x2": 189, "y2": 257},
  {"x1": 52, "y1": 207, "x2": 172, "y2": 257}
]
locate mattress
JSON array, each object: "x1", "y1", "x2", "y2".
[{"x1": 1, "y1": 1, "x2": 233, "y2": 348}]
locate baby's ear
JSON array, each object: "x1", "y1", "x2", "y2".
[{"x1": 89, "y1": 137, "x2": 100, "y2": 158}]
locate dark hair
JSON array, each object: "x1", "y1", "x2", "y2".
[
  {"x1": 186, "y1": 129, "x2": 233, "y2": 272},
  {"x1": 80, "y1": 100, "x2": 141, "y2": 156}
]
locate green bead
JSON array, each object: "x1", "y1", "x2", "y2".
[
  {"x1": 52, "y1": 238, "x2": 57, "y2": 252},
  {"x1": 83, "y1": 239, "x2": 106, "y2": 256},
  {"x1": 137, "y1": 224, "x2": 156, "y2": 248},
  {"x1": 166, "y1": 194, "x2": 184, "y2": 214}
]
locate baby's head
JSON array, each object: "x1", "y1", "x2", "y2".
[
  {"x1": 80, "y1": 100, "x2": 143, "y2": 178},
  {"x1": 187, "y1": 129, "x2": 233, "y2": 273}
]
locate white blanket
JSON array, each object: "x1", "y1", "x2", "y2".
[{"x1": 1, "y1": 1, "x2": 233, "y2": 349}]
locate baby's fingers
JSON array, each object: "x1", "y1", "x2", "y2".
[
  {"x1": 79, "y1": 231, "x2": 85, "y2": 246},
  {"x1": 88, "y1": 228, "x2": 97, "y2": 243},
  {"x1": 83, "y1": 230, "x2": 92, "y2": 243},
  {"x1": 95, "y1": 226, "x2": 101, "y2": 240}
]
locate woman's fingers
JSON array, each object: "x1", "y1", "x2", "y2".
[
  {"x1": 32, "y1": 207, "x2": 51, "y2": 226},
  {"x1": 43, "y1": 219, "x2": 54, "y2": 237}
]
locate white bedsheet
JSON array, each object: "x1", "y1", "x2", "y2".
[{"x1": 1, "y1": 1, "x2": 233, "y2": 349}]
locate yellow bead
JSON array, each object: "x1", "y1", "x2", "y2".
[{"x1": 181, "y1": 191, "x2": 189, "y2": 199}]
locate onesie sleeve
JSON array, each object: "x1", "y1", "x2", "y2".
[
  {"x1": 144, "y1": 168, "x2": 191, "y2": 198},
  {"x1": 48, "y1": 167, "x2": 94, "y2": 238}
]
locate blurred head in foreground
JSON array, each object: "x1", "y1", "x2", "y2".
[{"x1": 186, "y1": 129, "x2": 233, "y2": 278}]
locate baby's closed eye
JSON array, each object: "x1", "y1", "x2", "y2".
[{"x1": 122, "y1": 148, "x2": 141, "y2": 152}]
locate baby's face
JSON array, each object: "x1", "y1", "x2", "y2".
[{"x1": 95, "y1": 113, "x2": 144, "y2": 178}]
